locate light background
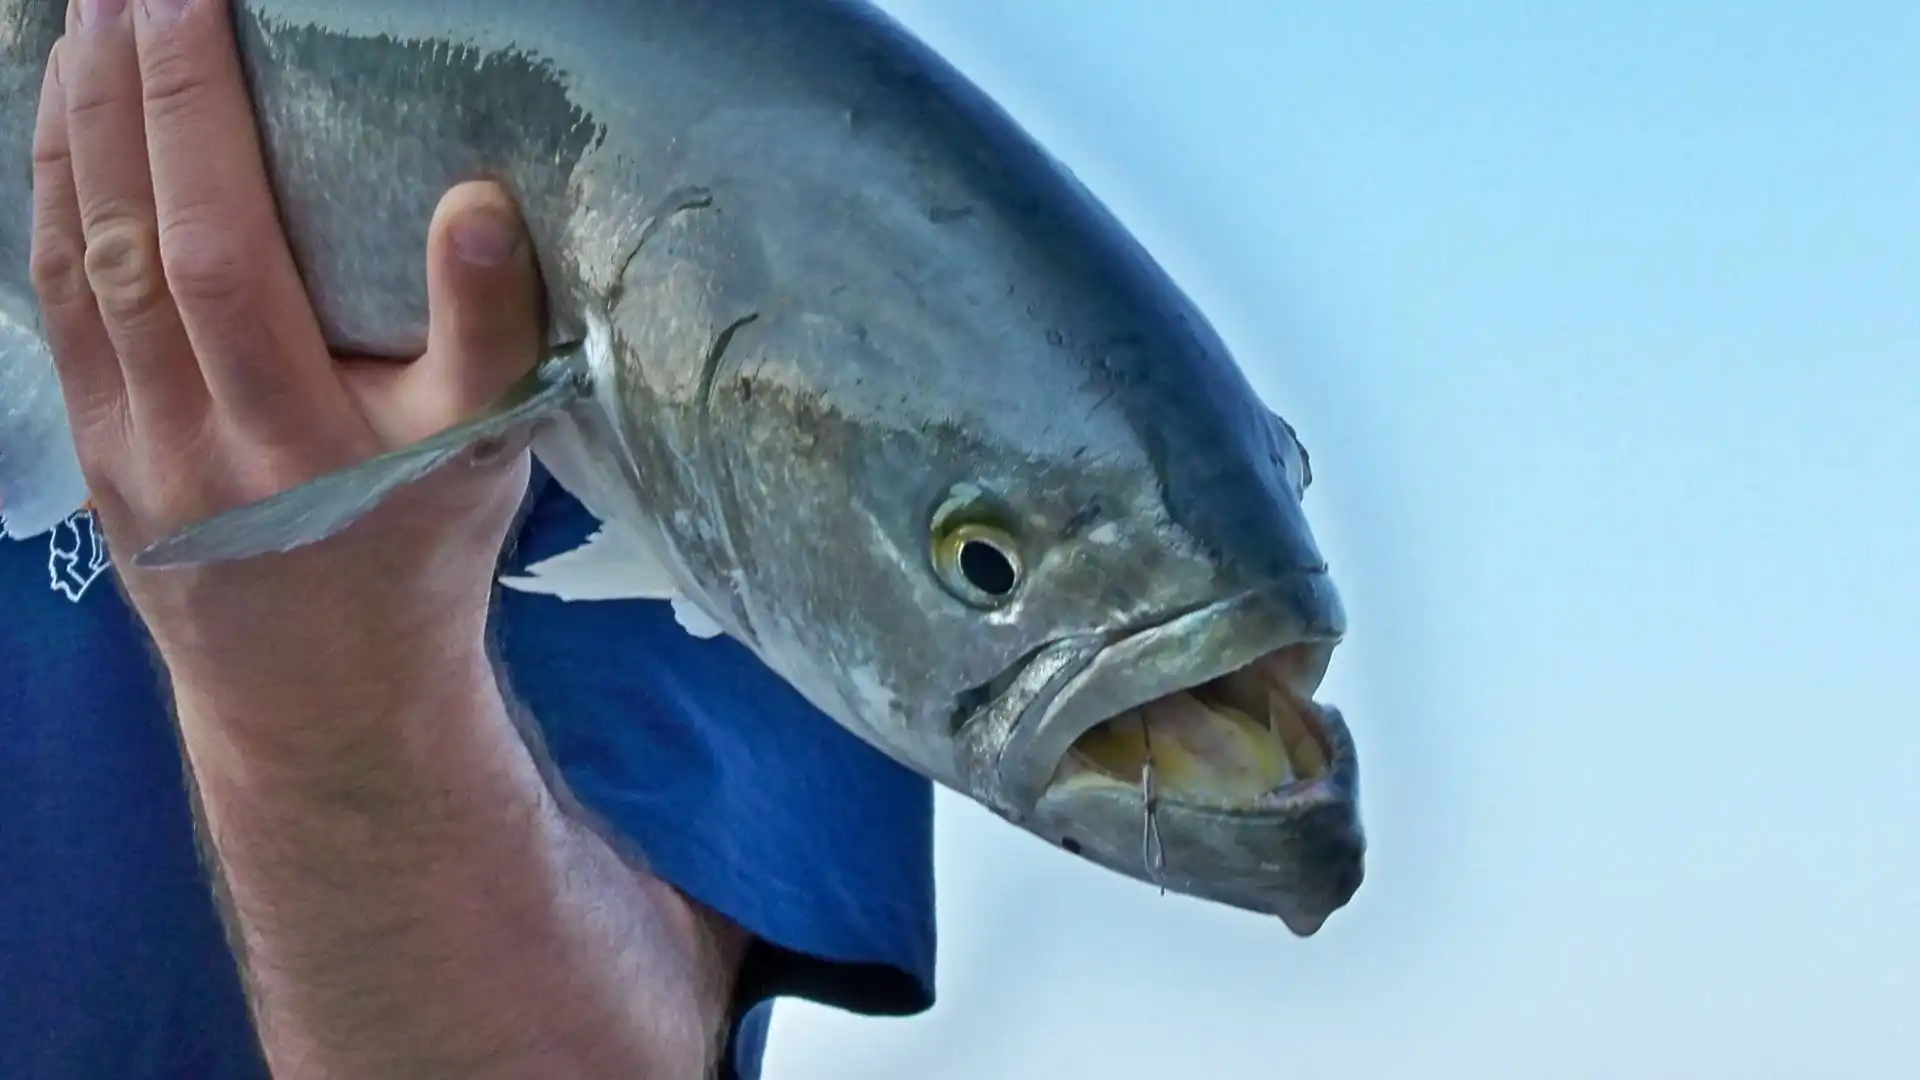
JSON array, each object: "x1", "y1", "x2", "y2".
[{"x1": 766, "y1": 4, "x2": 1920, "y2": 1077}]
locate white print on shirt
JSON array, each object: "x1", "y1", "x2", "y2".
[{"x1": 48, "y1": 508, "x2": 109, "y2": 603}]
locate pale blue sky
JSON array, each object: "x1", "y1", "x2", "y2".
[{"x1": 769, "y1": 4, "x2": 1919, "y2": 1077}]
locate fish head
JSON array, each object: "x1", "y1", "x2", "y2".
[
  {"x1": 685, "y1": 245, "x2": 1361, "y2": 934},
  {"x1": 608, "y1": 44, "x2": 1364, "y2": 931}
]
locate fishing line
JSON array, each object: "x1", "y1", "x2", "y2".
[{"x1": 1138, "y1": 715, "x2": 1167, "y2": 895}]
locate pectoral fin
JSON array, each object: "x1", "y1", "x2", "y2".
[{"x1": 134, "y1": 347, "x2": 591, "y2": 568}]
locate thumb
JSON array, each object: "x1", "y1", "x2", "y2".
[{"x1": 408, "y1": 181, "x2": 546, "y2": 436}]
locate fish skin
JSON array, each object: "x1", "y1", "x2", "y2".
[{"x1": 0, "y1": 0, "x2": 1366, "y2": 932}]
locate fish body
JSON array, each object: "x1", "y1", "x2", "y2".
[{"x1": 1, "y1": 0, "x2": 1366, "y2": 933}]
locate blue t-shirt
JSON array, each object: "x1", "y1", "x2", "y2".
[{"x1": 0, "y1": 467, "x2": 937, "y2": 1080}]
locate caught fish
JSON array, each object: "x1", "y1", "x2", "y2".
[{"x1": 0, "y1": 0, "x2": 1365, "y2": 935}]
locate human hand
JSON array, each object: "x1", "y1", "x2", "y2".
[{"x1": 28, "y1": 0, "x2": 544, "y2": 682}]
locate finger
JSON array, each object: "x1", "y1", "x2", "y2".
[
  {"x1": 392, "y1": 182, "x2": 545, "y2": 439},
  {"x1": 61, "y1": 0, "x2": 210, "y2": 436},
  {"x1": 28, "y1": 39, "x2": 128, "y2": 433},
  {"x1": 131, "y1": 0, "x2": 351, "y2": 438}
]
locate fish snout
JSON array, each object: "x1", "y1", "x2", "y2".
[{"x1": 1207, "y1": 465, "x2": 1332, "y2": 599}]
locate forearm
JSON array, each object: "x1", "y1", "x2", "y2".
[
  {"x1": 29, "y1": 3, "x2": 737, "y2": 1071},
  {"x1": 168, "y1": 632, "x2": 736, "y2": 1080}
]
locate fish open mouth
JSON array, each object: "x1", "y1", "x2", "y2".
[
  {"x1": 1048, "y1": 643, "x2": 1338, "y2": 809},
  {"x1": 953, "y1": 576, "x2": 1363, "y2": 928}
]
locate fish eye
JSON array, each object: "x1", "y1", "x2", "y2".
[{"x1": 933, "y1": 522, "x2": 1025, "y2": 607}]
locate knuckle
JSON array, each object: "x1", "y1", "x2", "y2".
[
  {"x1": 28, "y1": 227, "x2": 89, "y2": 311},
  {"x1": 157, "y1": 218, "x2": 253, "y2": 310},
  {"x1": 80, "y1": 209, "x2": 171, "y2": 322},
  {"x1": 62, "y1": 82, "x2": 129, "y2": 128},
  {"x1": 139, "y1": 47, "x2": 215, "y2": 129},
  {"x1": 30, "y1": 133, "x2": 70, "y2": 169}
]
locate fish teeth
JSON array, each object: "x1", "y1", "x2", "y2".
[
  {"x1": 1143, "y1": 695, "x2": 1296, "y2": 803},
  {"x1": 1065, "y1": 672, "x2": 1330, "y2": 801},
  {"x1": 1267, "y1": 686, "x2": 1327, "y2": 780},
  {"x1": 1190, "y1": 674, "x2": 1327, "y2": 785}
]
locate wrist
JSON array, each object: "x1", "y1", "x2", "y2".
[
  {"x1": 142, "y1": 553, "x2": 491, "y2": 678},
  {"x1": 166, "y1": 612, "x2": 505, "y2": 788}
]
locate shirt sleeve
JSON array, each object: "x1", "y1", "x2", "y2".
[{"x1": 490, "y1": 469, "x2": 938, "y2": 1079}]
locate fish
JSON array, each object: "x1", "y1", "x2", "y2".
[{"x1": 0, "y1": 0, "x2": 1366, "y2": 935}]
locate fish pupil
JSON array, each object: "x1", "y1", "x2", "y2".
[{"x1": 958, "y1": 538, "x2": 1017, "y2": 597}]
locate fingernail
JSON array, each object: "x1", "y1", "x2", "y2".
[
  {"x1": 140, "y1": 0, "x2": 190, "y2": 24},
  {"x1": 452, "y1": 209, "x2": 522, "y2": 267},
  {"x1": 79, "y1": 0, "x2": 125, "y2": 29}
]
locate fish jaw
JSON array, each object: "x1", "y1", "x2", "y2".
[
  {"x1": 953, "y1": 572, "x2": 1365, "y2": 932},
  {"x1": 1035, "y1": 695, "x2": 1365, "y2": 937}
]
